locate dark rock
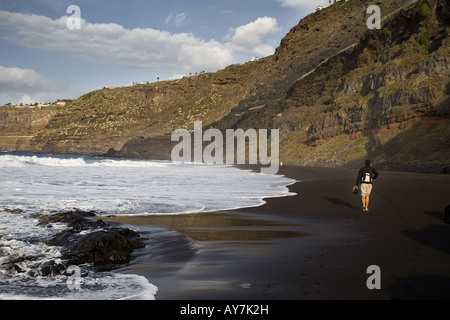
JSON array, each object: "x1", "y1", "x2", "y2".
[
  {"x1": 106, "y1": 148, "x2": 119, "y2": 157},
  {"x1": 44, "y1": 210, "x2": 146, "y2": 271},
  {"x1": 36, "y1": 209, "x2": 96, "y2": 226},
  {"x1": 4, "y1": 208, "x2": 23, "y2": 213},
  {"x1": 443, "y1": 205, "x2": 450, "y2": 224},
  {"x1": 59, "y1": 229, "x2": 145, "y2": 267},
  {"x1": 47, "y1": 228, "x2": 77, "y2": 247},
  {"x1": 40, "y1": 260, "x2": 67, "y2": 277},
  {"x1": 440, "y1": 166, "x2": 450, "y2": 174}
]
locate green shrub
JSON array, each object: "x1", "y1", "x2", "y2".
[
  {"x1": 417, "y1": 0, "x2": 437, "y2": 52},
  {"x1": 80, "y1": 92, "x2": 93, "y2": 102}
]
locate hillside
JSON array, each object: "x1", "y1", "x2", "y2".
[{"x1": 1, "y1": 0, "x2": 449, "y2": 173}]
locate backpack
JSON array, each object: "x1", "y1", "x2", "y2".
[{"x1": 361, "y1": 167, "x2": 373, "y2": 184}]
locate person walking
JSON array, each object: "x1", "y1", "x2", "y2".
[{"x1": 355, "y1": 159, "x2": 379, "y2": 212}]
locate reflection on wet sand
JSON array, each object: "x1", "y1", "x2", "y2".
[{"x1": 104, "y1": 212, "x2": 310, "y2": 242}]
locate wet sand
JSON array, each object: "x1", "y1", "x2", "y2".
[{"x1": 106, "y1": 166, "x2": 450, "y2": 300}]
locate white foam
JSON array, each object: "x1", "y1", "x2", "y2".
[
  {"x1": 0, "y1": 273, "x2": 158, "y2": 300},
  {"x1": 0, "y1": 153, "x2": 296, "y2": 216},
  {"x1": 0, "y1": 210, "x2": 157, "y2": 300},
  {"x1": 0, "y1": 153, "x2": 171, "y2": 168}
]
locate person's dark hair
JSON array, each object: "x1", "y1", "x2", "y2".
[{"x1": 365, "y1": 159, "x2": 371, "y2": 167}]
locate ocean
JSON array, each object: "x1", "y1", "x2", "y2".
[{"x1": 0, "y1": 152, "x2": 296, "y2": 300}]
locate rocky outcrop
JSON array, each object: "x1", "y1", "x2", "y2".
[
  {"x1": 0, "y1": 106, "x2": 57, "y2": 152},
  {"x1": 36, "y1": 210, "x2": 146, "y2": 273},
  {"x1": 237, "y1": 0, "x2": 450, "y2": 170}
]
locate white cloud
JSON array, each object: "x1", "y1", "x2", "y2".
[
  {"x1": 0, "y1": 10, "x2": 281, "y2": 74},
  {"x1": 0, "y1": 10, "x2": 233, "y2": 74},
  {"x1": 278, "y1": 0, "x2": 329, "y2": 12},
  {"x1": 0, "y1": 65, "x2": 89, "y2": 104},
  {"x1": 167, "y1": 74, "x2": 186, "y2": 80},
  {"x1": 226, "y1": 17, "x2": 281, "y2": 57},
  {"x1": 0, "y1": 66, "x2": 58, "y2": 93},
  {"x1": 0, "y1": 11, "x2": 284, "y2": 104},
  {"x1": 165, "y1": 12, "x2": 189, "y2": 27}
]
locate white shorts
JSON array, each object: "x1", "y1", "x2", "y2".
[{"x1": 360, "y1": 183, "x2": 373, "y2": 196}]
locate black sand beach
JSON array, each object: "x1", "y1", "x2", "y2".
[{"x1": 107, "y1": 166, "x2": 450, "y2": 300}]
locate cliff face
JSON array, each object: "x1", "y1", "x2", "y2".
[
  {"x1": 269, "y1": 0, "x2": 450, "y2": 170},
  {"x1": 1, "y1": 0, "x2": 449, "y2": 172},
  {"x1": 0, "y1": 106, "x2": 57, "y2": 152}
]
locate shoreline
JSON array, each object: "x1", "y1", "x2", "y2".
[
  {"x1": 106, "y1": 165, "x2": 450, "y2": 300},
  {"x1": 4, "y1": 150, "x2": 448, "y2": 175}
]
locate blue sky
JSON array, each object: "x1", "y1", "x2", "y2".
[{"x1": 0, "y1": 0, "x2": 328, "y2": 105}]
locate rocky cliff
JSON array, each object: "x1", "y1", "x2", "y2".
[
  {"x1": 1, "y1": 0, "x2": 449, "y2": 172},
  {"x1": 271, "y1": 0, "x2": 450, "y2": 171},
  {"x1": 0, "y1": 106, "x2": 57, "y2": 152}
]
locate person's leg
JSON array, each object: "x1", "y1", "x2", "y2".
[
  {"x1": 365, "y1": 184, "x2": 373, "y2": 211},
  {"x1": 361, "y1": 195, "x2": 366, "y2": 211},
  {"x1": 360, "y1": 184, "x2": 373, "y2": 212},
  {"x1": 365, "y1": 195, "x2": 370, "y2": 211},
  {"x1": 360, "y1": 184, "x2": 368, "y2": 211}
]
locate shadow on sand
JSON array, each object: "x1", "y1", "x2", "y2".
[
  {"x1": 324, "y1": 196, "x2": 361, "y2": 211},
  {"x1": 388, "y1": 275, "x2": 450, "y2": 300}
]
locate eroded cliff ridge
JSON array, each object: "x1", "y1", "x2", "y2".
[
  {"x1": 0, "y1": 106, "x2": 57, "y2": 152},
  {"x1": 1, "y1": 0, "x2": 449, "y2": 172}
]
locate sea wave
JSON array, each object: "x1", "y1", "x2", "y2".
[
  {"x1": 0, "y1": 153, "x2": 171, "y2": 168},
  {"x1": 0, "y1": 153, "x2": 296, "y2": 216}
]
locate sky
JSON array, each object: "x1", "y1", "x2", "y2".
[{"x1": 0, "y1": 0, "x2": 330, "y2": 105}]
